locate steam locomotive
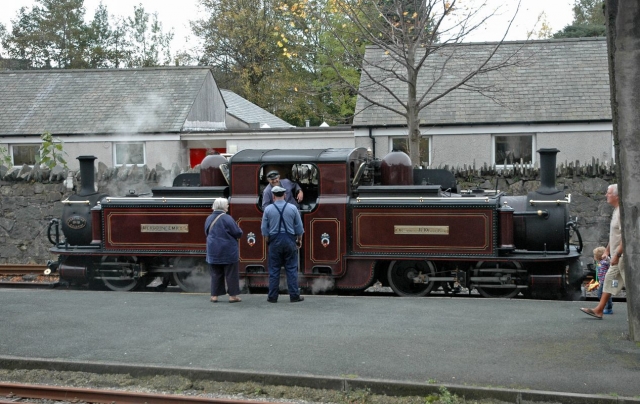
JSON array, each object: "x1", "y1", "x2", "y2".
[{"x1": 47, "y1": 147, "x2": 584, "y2": 298}]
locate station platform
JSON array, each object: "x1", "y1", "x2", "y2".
[{"x1": 1, "y1": 288, "x2": 640, "y2": 401}]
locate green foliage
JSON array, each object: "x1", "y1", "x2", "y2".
[
  {"x1": 552, "y1": 23, "x2": 605, "y2": 38},
  {"x1": 192, "y1": 0, "x2": 359, "y2": 126},
  {"x1": 1, "y1": 0, "x2": 88, "y2": 69},
  {"x1": 1, "y1": 0, "x2": 173, "y2": 69},
  {"x1": 552, "y1": 0, "x2": 605, "y2": 38},
  {"x1": 572, "y1": 0, "x2": 606, "y2": 25},
  {"x1": 37, "y1": 132, "x2": 68, "y2": 170},
  {"x1": 127, "y1": 5, "x2": 173, "y2": 67},
  {"x1": 193, "y1": 0, "x2": 294, "y2": 121},
  {"x1": 436, "y1": 386, "x2": 461, "y2": 404},
  {"x1": 0, "y1": 145, "x2": 12, "y2": 167},
  {"x1": 0, "y1": 22, "x2": 6, "y2": 57}
]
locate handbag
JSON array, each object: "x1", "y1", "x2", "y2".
[{"x1": 206, "y1": 213, "x2": 225, "y2": 235}]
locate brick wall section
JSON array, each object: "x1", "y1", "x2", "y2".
[{"x1": 0, "y1": 162, "x2": 615, "y2": 265}]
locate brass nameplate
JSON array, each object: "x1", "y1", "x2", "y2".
[
  {"x1": 394, "y1": 225, "x2": 449, "y2": 235},
  {"x1": 141, "y1": 224, "x2": 189, "y2": 233}
]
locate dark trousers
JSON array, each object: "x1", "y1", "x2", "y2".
[
  {"x1": 209, "y1": 262, "x2": 241, "y2": 296},
  {"x1": 267, "y1": 233, "x2": 300, "y2": 301}
]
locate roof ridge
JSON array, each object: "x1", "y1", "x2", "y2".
[
  {"x1": 363, "y1": 36, "x2": 607, "y2": 49},
  {"x1": 0, "y1": 66, "x2": 212, "y2": 75}
]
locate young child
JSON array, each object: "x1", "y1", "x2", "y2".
[{"x1": 593, "y1": 246, "x2": 613, "y2": 314}]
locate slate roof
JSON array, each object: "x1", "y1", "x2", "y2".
[
  {"x1": 0, "y1": 67, "x2": 216, "y2": 135},
  {"x1": 220, "y1": 89, "x2": 294, "y2": 128},
  {"x1": 353, "y1": 37, "x2": 611, "y2": 127}
]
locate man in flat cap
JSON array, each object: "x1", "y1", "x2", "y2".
[
  {"x1": 262, "y1": 170, "x2": 303, "y2": 209},
  {"x1": 261, "y1": 185, "x2": 305, "y2": 303}
]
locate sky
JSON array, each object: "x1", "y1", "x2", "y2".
[{"x1": 0, "y1": 0, "x2": 576, "y2": 55}]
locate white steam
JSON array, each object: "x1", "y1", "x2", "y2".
[{"x1": 310, "y1": 277, "x2": 335, "y2": 294}]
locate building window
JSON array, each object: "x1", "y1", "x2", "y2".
[
  {"x1": 494, "y1": 135, "x2": 534, "y2": 166},
  {"x1": 11, "y1": 145, "x2": 39, "y2": 166},
  {"x1": 115, "y1": 143, "x2": 145, "y2": 166},
  {"x1": 391, "y1": 137, "x2": 430, "y2": 167}
]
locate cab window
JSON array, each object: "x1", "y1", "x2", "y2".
[{"x1": 258, "y1": 163, "x2": 319, "y2": 212}]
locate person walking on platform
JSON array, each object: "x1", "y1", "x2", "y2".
[
  {"x1": 581, "y1": 184, "x2": 624, "y2": 319},
  {"x1": 261, "y1": 185, "x2": 304, "y2": 303},
  {"x1": 205, "y1": 198, "x2": 243, "y2": 303},
  {"x1": 262, "y1": 170, "x2": 303, "y2": 209}
]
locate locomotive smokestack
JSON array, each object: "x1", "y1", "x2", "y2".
[
  {"x1": 77, "y1": 155, "x2": 97, "y2": 196},
  {"x1": 537, "y1": 148, "x2": 559, "y2": 195}
]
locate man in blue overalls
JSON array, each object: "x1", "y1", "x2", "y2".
[{"x1": 261, "y1": 185, "x2": 305, "y2": 303}]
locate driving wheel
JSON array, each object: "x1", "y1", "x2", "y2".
[
  {"x1": 473, "y1": 261, "x2": 524, "y2": 298},
  {"x1": 387, "y1": 260, "x2": 436, "y2": 297}
]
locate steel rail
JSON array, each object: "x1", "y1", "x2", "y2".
[
  {"x1": 0, "y1": 264, "x2": 48, "y2": 275},
  {"x1": 0, "y1": 382, "x2": 288, "y2": 404}
]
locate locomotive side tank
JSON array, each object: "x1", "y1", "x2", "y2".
[{"x1": 48, "y1": 148, "x2": 583, "y2": 298}]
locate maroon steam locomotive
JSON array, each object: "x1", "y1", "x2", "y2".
[{"x1": 47, "y1": 147, "x2": 584, "y2": 298}]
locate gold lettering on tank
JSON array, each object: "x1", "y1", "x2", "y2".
[
  {"x1": 141, "y1": 224, "x2": 189, "y2": 233},
  {"x1": 394, "y1": 225, "x2": 449, "y2": 235}
]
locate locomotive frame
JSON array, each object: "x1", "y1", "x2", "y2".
[{"x1": 48, "y1": 147, "x2": 584, "y2": 298}]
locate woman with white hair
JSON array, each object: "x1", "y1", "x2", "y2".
[{"x1": 204, "y1": 197, "x2": 243, "y2": 303}]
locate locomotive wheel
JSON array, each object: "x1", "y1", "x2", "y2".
[
  {"x1": 387, "y1": 260, "x2": 436, "y2": 297},
  {"x1": 473, "y1": 261, "x2": 523, "y2": 299},
  {"x1": 102, "y1": 277, "x2": 143, "y2": 292},
  {"x1": 97, "y1": 257, "x2": 144, "y2": 292},
  {"x1": 171, "y1": 257, "x2": 209, "y2": 293}
]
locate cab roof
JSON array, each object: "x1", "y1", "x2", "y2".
[{"x1": 229, "y1": 148, "x2": 365, "y2": 164}]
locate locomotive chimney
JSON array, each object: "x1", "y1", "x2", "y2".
[
  {"x1": 77, "y1": 155, "x2": 97, "y2": 196},
  {"x1": 537, "y1": 148, "x2": 559, "y2": 195}
]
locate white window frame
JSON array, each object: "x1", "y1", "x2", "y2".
[
  {"x1": 114, "y1": 142, "x2": 146, "y2": 167},
  {"x1": 610, "y1": 132, "x2": 616, "y2": 163},
  {"x1": 389, "y1": 136, "x2": 431, "y2": 168},
  {"x1": 492, "y1": 134, "x2": 536, "y2": 169},
  {"x1": 9, "y1": 144, "x2": 40, "y2": 167}
]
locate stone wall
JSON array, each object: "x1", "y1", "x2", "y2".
[
  {"x1": 0, "y1": 161, "x2": 180, "y2": 264},
  {"x1": 0, "y1": 161, "x2": 616, "y2": 265}
]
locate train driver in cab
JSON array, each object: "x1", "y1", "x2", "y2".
[{"x1": 262, "y1": 170, "x2": 303, "y2": 209}]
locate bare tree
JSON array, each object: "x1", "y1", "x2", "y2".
[{"x1": 290, "y1": 0, "x2": 524, "y2": 166}]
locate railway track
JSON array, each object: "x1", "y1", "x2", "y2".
[
  {"x1": 0, "y1": 264, "x2": 614, "y2": 300},
  {"x1": 0, "y1": 264, "x2": 48, "y2": 276},
  {"x1": 0, "y1": 264, "x2": 58, "y2": 289},
  {"x1": 0, "y1": 382, "x2": 288, "y2": 404}
]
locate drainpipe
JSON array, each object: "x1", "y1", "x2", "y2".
[{"x1": 368, "y1": 127, "x2": 376, "y2": 158}]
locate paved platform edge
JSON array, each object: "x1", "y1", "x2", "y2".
[{"x1": 0, "y1": 356, "x2": 638, "y2": 404}]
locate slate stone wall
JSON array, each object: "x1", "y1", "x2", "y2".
[
  {"x1": 0, "y1": 162, "x2": 179, "y2": 264},
  {"x1": 0, "y1": 162, "x2": 616, "y2": 266}
]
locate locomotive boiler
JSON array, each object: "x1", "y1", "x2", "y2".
[{"x1": 47, "y1": 147, "x2": 584, "y2": 298}]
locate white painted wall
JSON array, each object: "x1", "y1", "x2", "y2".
[
  {"x1": 146, "y1": 141, "x2": 183, "y2": 170},
  {"x1": 182, "y1": 129, "x2": 355, "y2": 155},
  {"x1": 538, "y1": 131, "x2": 613, "y2": 165},
  {"x1": 230, "y1": 137, "x2": 355, "y2": 151},
  {"x1": 431, "y1": 134, "x2": 492, "y2": 168},
  {"x1": 355, "y1": 123, "x2": 614, "y2": 167}
]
